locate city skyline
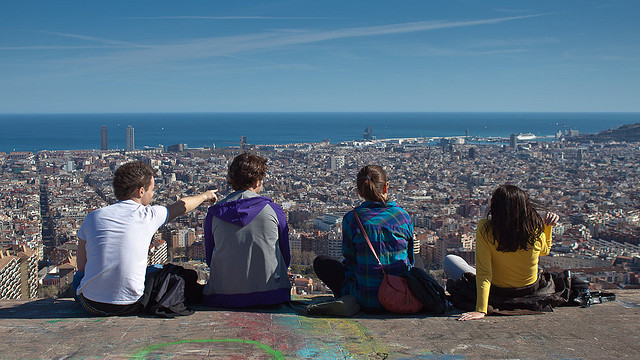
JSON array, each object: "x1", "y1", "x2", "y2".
[
  {"x1": 1, "y1": 1, "x2": 639, "y2": 114},
  {"x1": 1, "y1": 112, "x2": 637, "y2": 154},
  {"x1": 4, "y1": 135, "x2": 639, "y2": 298}
]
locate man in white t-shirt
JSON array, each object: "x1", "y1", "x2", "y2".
[{"x1": 74, "y1": 160, "x2": 217, "y2": 316}]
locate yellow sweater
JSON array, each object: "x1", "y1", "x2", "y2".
[{"x1": 475, "y1": 219, "x2": 552, "y2": 313}]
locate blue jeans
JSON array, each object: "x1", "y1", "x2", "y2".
[{"x1": 442, "y1": 254, "x2": 476, "y2": 280}]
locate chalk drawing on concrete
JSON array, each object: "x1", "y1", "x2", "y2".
[
  {"x1": 274, "y1": 314, "x2": 387, "y2": 359},
  {"x1": 618, "y1": 301, "x2": 640, "y2": 309},
  {"x1": 397, "y1": 356, "x2": 467, "y2": 360},
  {"x1": 130, "y1": 339, "x2": 284, "y2": 360}
]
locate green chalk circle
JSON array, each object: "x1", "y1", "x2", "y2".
[{"x1": 131, "y1": 339, "x2": 285, "y2": 360}]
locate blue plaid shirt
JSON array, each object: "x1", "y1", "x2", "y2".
[{"x1": 341, "y1": 201, "x2": 414, "y2": 310}]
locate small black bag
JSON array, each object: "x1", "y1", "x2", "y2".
[
  {"x1": 446, "y1": 272, "x2": 477, "y2": 312},
  {"x1": 557, "y1": 270, "x2": 616, "y2": 307},
  {"x1": 403, "y1": 267, "x2": 447, "y2": 314},
  {"x1": 140, "y1": 264, "x2": 203, "y2": 318}
]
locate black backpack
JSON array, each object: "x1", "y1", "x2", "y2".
[
  {"x1": 403, "y1": 267, "x2": 447, "y2": 314},
  {"x1": 140, "y1": 264, "x2": 203, "y2": 318}
]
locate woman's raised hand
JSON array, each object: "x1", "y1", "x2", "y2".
[{"x1": 544, "y1": 212, "x2": 560, "y2": 227}]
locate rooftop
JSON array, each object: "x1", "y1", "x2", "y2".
[{"x1": 1, "y1": 290, "x2": 639, "y2": 359}]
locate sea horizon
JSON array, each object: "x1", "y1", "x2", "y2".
[
  {"x1": 2, "y1": 110, "x2": 640, "y2": 115},
  {"x1": 1, "y1": 112, "x2": 638, "y2": 153}
]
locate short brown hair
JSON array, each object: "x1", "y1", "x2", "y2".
[
  {"x1": 228, "y1": 153, "x2": 268, "y2": 191},
  {"x1": 113, "y1": 161, "x2": 155, "y2": 201}
]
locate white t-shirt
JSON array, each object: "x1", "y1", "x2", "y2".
[{"x1": 76, "y1": 200, "x2": 168, "y2": 304}]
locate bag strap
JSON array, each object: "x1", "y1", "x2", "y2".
[{"x1": 352, "y1": 210, "x2": 386, "y2": 275}]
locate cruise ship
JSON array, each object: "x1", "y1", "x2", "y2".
[{"x1": 516, "y1": 133, "x2": 536, "y2": 140}]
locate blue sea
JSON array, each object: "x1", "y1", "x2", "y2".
[{"x1": 1, "y1": 112, "x2": 638, "y2": 153}]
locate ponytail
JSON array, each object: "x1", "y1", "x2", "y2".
[{"x1": 356, "y1": 165, "x2": 388, "y2": 203}]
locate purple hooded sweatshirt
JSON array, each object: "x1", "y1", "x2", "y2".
[{"x1": 202, "y1": 191, "x2": 290, "y2": 307}]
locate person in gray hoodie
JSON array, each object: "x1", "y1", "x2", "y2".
[{"x1": 202, "y1": 153, "x2": 290, "y2": 308}]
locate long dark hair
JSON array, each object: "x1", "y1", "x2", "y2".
[
  {"x1": 485, "y1": 184, "x2": 544, "y2": 252},
  {"x1": 356, "y1": 165, "x2": 388, "y2": 203}
]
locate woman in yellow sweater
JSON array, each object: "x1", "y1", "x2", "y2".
[{"x1": 443, "y1": 184, "x2": 559, "y2": 321}]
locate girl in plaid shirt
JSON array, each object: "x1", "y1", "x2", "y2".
[{"x1": 314, "y1": 165, "x2": 414, "y2": 312}]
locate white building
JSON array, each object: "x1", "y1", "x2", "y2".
[
  {"x1": 314, "y1": 214, "x2": 342, "y2": 232},
  {"x1": 329, "y1": 156, "x2": 345, "y2": 171}
]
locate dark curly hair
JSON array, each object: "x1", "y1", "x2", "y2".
[
  {"x1": 113, "y1": 161, "x2": 155, "y2": 201},
  {"x1": 356, "y1": 165, "x2": 388, "y2": 203},
  {"x1": 227, "y1": 152, "x2": 268, "y2": 191},
  {"x1": 484, "y1": 184, "x2": 544, "y2": 252}
]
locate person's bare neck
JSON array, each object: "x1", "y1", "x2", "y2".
[{"x1": 128, "y1": 197, "x2": 143, "y2": 204}]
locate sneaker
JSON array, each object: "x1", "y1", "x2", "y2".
[{"x1": 306, "y1": 294, "x2": 360, "y2": 317}]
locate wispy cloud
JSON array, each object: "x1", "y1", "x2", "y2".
[
  {"x1": 36, "y1": 31, "x2": 147, "y2": 48},
  {"x1": 121, "y1": 16, "x2": 340, "y2": 20},
  {"x1": 0, "y1": 45, "x2": 124, "y2": 50},
  {"x1": 17, "y1": 14, "x2": 546, "y2": 72},
  {"x1": 466, "y1": 37, "x2": 560, "y2": 48},
  {"x1": 1, "y1": 31, "x2": 147, "y2": 50},
  {"x1": 377, "y1": 43, "x2": 531, "y2": 58},
  {"x1": 494, "y1": 8, "x2": 535, "y2": 14}
]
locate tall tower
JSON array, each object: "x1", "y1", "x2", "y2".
[
  {"x1": 363, "y1": 126, "x2": 373, "y2": 140},
  {"x1": 510, "y1": 134, "x2": 517, "y2": 150},
  {"x1": 100, "y1": 126, "x2": 108, "y2": 150},
  {"x1": 126, "y1": 125, "x2": 135, "y2": 151}
]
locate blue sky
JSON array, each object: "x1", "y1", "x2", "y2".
[{"x1": 1, "y1": 1, "x2": 638, "y2": 113}]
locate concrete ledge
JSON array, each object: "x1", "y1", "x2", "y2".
[{"x1": 1, "y1": 290, "x2": 639, "y2": 359}]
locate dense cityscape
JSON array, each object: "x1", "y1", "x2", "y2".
[{"x1": 1, "y1": 125, "x2": 639, "y2": 299}]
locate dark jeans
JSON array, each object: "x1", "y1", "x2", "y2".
[
  {"x1": 73, "y1": 265, "x2": 163, "y2": 316},
  {"x1": 313, "y1": 255, "x2": 346, "y2": 298},
  {"x1": 77, "y1": 293, "x2": 142, "y2": 316}
]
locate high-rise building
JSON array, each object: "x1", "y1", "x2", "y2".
[
  {"x1": 434, "y1": 237, "x2": 463, "y2": 267},
  {"x1": 510, "y1": 134, "x2": 517, "y2": 149},
  {"x1": 565, "y1": 129, "x2": 580, "y2": 138},
  {"x1": 171, "y1": 229, "x2": 195, "y2": 248},
  {"x1": 363, "y1": 126, "x2": 373, "y2": 140},
  {"x1": 167, "y1": 144, "x2": 184, "y2": 152},
  {"x1": 326, "y1": 229, "x2": 342, "y2": 260},
  {"x1": 413, "y1": 236, "x2": 421, "y2": 258},
  {"x1": 100, "y1": 126, "x2": 108, "y2": 150},
  {"x1": 329, "y1": 155, "x2": 345, "y2": 171},
  {"x1": 126, "y1": 125, "x2": 135, "y2": 151},
  {"x1": 0, "y1": 245, "x2": 38, "y2": 299},
  {"x1": 0, "y1": 251, "x2": 20, "y2": 299},
  {"x1": 148, "y1": 240, "x2": 168, "y2": 266}
]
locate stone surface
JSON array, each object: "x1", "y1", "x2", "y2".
[{"x1": 0, "y1": 290, "x2": 639, "y2": 359}]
